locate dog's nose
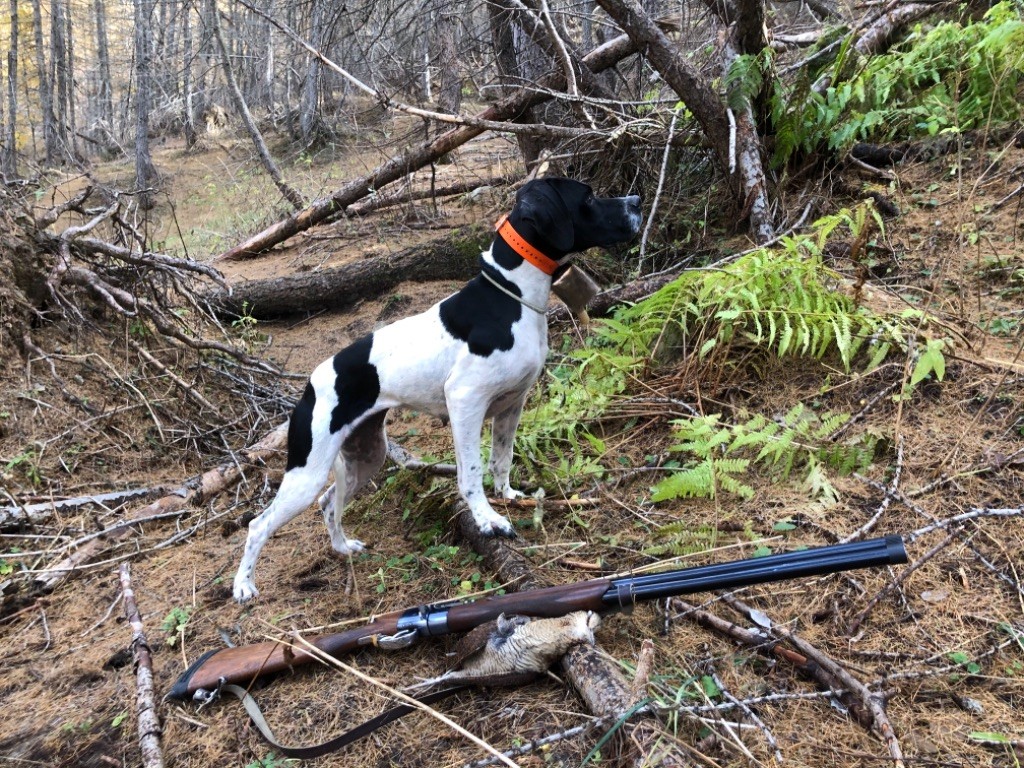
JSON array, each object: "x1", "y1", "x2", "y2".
[{"x1": 626, "y1": 194, "x2": 641, "y2": 211}]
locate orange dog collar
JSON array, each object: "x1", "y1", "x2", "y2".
[{"x1": 495, "y1": 214, "x2": 560, "y2": 276}]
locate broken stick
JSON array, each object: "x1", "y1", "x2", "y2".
[{"x1": 119, "y1": 562, "x2": 166, "y2": 768}]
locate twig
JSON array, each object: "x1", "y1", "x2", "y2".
[
  {"x1": 387, "y1": 440, "x2": 458, "y2": 475},
  {"x1": 710, "y1": 669, "x2": 783, "y2": 764},
  {"x1": 119, "y1": 563, "x2": 166, "y2": 768},
  {"x1": 846, "y1": 529, "x2": 957, "y2": 637},
  {"x1": 908, "y1": 507, "x2": 1024, "y2": 541},
  {"x1": 640, "y1": 109, "x2": 679, "y2": 268},
  {"x1": 723, "y1": 596, "x2": 906, "y2": 768},
  {"x1": 839, "y1": 435, "x2": 903, "y2": 543},
  {"x1": 462, "y1": 717, "x2": 610, "y2": 768}
]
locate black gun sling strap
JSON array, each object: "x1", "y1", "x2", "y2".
[{"x1": 221, "y1": 683, "x2": 467, "y2": 759}]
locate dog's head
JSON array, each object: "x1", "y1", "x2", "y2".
[{"x1": 509, "y1": 178, "x2": 642, "y2": 261}]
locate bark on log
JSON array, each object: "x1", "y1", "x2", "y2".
[
  {"x1": 215, "y1": 32, "x2": 646, "y2": 261},
  {"x1": 119, "y1": 562, "x2": 166, "y2": 768},
  {"x1": 209, "y1": 224, "x2": 491, "y2": 319},
  {"x1": 457, "y1": 505, "x2": 691, "y2": 767}
]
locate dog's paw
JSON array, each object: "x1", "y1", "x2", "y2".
[
  {"x1": 331, "y1": 538, "x2": 366, "y2": 556},
  {"x1": 475, "y1": 513, "x2": 515, "y2": 539},
  {"x1": 233, "y1": 578, "x2": 259, "y2": 603},
  {"x1": 501, "y1": 487, "x2": 526, "y2": 501}
]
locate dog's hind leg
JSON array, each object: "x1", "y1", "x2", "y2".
[
  {"x1": 322, "y1": 411, "x2": 388, "y2": 555},
  {"x1": 233, "y1": 432, "x2": 344, "y2": 602},
  {"x1": 489, "y1": 393, "x2": 529, "y2": 501}
]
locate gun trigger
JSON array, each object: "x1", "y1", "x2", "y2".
[
  {"x1": 374, "y1": 628, "x2": 418, "y2": 650},
  {"x1": 193, "y1": 677, "x2": 227, "y2": 710}
]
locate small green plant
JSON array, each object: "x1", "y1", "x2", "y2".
[
  {"x1": 231, "y1": 301, "x2": 265, "y2": 350},
  {"x1": 160, "y1": 606, "x2": 193, "y2": 647},
  {"x1": 245, "y1": 753, "x2": 298, "y2": 768},
  {"x1": 5, "y1": 449, "x2": 42, "y2": 486},
  {"x1": 650, "y1": 404, "x2": 879, "y2": 504}
]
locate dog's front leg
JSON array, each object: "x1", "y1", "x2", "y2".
[
  {"x1": 446, "y1": 385, "x2": 515, "y2": 537},
  {"x1": 490, "y1": 394, "x2": 529, "y2": 500}
]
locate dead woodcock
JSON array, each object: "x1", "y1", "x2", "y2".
[{"x1": 408, "y1": 611, "x2": 601, "y2": 689}]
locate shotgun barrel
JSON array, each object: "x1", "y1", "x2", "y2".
[{"x1": 168, "y1": 535, "x2": 907, "y2": 701}]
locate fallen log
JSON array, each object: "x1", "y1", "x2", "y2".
[
  {"x1": 457, "y1": 505, "x2": 691, "y2": 767},
  {"x1": 215, "y1": 32, "x2": 646, "y2": 261},
  {"x1": 209, "y1": 224, "x2": 490, "y2": 319}
]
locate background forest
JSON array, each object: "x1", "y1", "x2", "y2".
[{"x1": 1, "y1": 0, "x2": 1023, "y2": 766}]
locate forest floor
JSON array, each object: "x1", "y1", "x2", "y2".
[{"x1": 1, "y1": 125, "x2": 1022, "y2": 768}]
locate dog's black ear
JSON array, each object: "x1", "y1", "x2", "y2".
[{"x1": 516, "y1": 179, "x2": 577, "y2": 253}]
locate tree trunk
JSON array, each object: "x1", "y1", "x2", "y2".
[
  {"x1": 134, "y1": 0, "x2": 158, "y2": 207},
  {"x1": 488, "y1": 3, "x2": 543, "y2": 167},
  {"x1": 434, "y1": 4, "x2": 462, "y2": 120},
  {"x1": 181, "y1": 0, "x2": 197, "y2": 147},
  {"x1": 216, "y1": 31, "x2": 644, "y2": 260},
  {"x1": 208, "y1": 0, "x2": 304, "y2": 209},
  {"x1": 32, "y1": 0, "x2": 59, "y2": 164},
  {"x1": 209, "y1": 223, "x2": 490, "y2": 318},
  {"x1": 3, "y1": 0, "x2": 16, "y2": 176},
  {"x1": 594, "y1": 0, "x2": 776, "y2": 243},
  {"x1": 93, "y1": 0, "x2": 113, "y2": 131},
  {"x1": 299, "y1": 0, "x2": 323, "y2": 142}
]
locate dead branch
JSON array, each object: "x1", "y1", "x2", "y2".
[
  {"x1": 32, "y1": 422, "x2": 288, "y2": 589},
  {"x1": 215, "y1": 31, "x2": 648, "y2": 260},
  {"x1": 387, "y1": 441, "x2": 458, "y2": 475},
  {"x1": 0, "y1": 486, "x2": 163, "y2": 529},
  {"x1": 722, "y1": 595, "x2": 906, "y2": 768},
  {"x1": 118, "y1": 562, "x2": 166, "y2": 768},
  {"x1": 457, "y1": 504, "x2": 692, "y2": 767},
  {"x1": 594, "y1": 0, "x2": 775, "y2": 243}
]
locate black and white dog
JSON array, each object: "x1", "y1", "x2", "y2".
[{"x1": 233, "y1": 178, "x2": 642, "y2": 602}]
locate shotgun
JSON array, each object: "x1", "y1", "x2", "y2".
[{"x1": 168, "y1": 535, "x2": 907, "y2": 702}]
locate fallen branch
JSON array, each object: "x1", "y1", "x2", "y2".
[
  {"x1": 207, "y1": 224, "x2": 491, "y2": 319},
  {"x1": 215, "y1": 32, "x2": 647, "y2": 260},
  {"x1": 32, "y1": 422, "x2": 288, "y2": 589},
  {"x1": 119, "y1": 562, "x2": 166, "y2": 768},
  {"x1": 722, "y1": 595, "x2": 906, "y2": 768},
  {"x1": 457, "y1": 504, "x2": 691, "y2": 767},
  {"x1": 0, "y1": 486, "x2": 163, "y2": 529}
]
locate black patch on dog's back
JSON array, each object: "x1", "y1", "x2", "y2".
[
  {"x1": 285, "y1": 335, "x2": 381, "y2": 471},
  {"x1": 286, "y1": 382, "x2": 317, "y2": 470},
  {"x1": 330, "y1": 334, "x2": 381, "y2": 434},
  {"x1": 439, "y1": 268, "x2": 522, "y2": 357}
]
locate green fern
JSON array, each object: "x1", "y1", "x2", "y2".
[
  {"x1": 515, "y1": 204, "x2": 945, "y2": 488},
  {"x1": 651, "y1": 404, "x2": 879, "y2": 503},
  {"x1": 643, "y1": 522, "x2": 721, "y2": 557},
  {"x1": 772, "y1": 2, "x2": 1024, "y2": 164}
]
